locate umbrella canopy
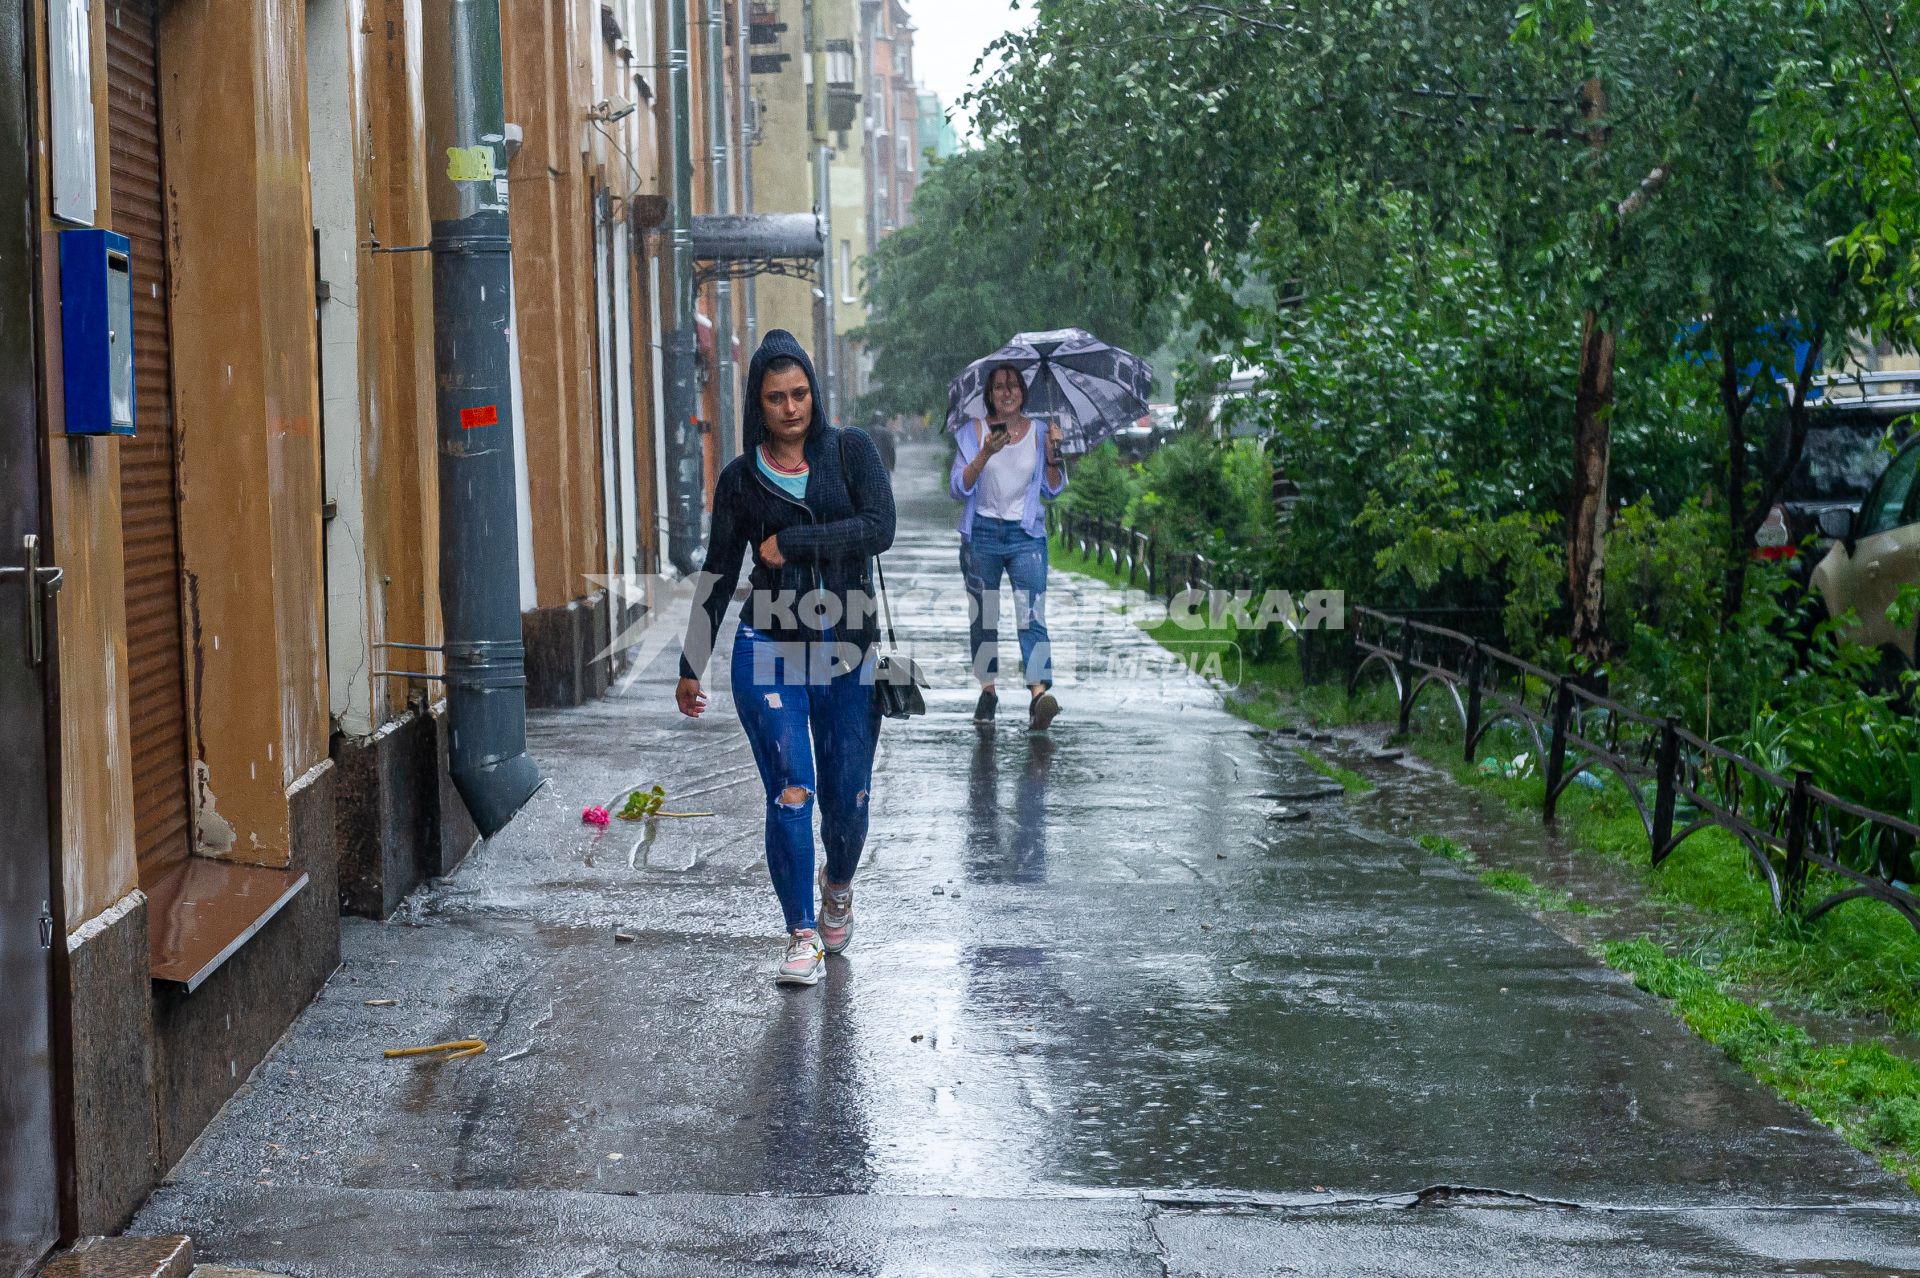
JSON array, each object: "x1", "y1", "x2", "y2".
[{"x1": 946, "y1": 327, "x2": 1155, "y2": 454}]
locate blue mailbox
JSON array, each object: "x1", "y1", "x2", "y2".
[{"x1": 59, "y1": 229, "x2": 135, "y2": 436}]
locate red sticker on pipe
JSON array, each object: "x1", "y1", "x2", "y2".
[{"x1": 460, "y1": 404, "x2": 499, "y2": 430}]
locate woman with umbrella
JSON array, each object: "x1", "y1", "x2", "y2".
[
  {"x1": 948, "y1": 328, "x2": 1154, "y2": 731},
  {"x1": 951, "y1": 363, "x2": 1067, "y2": 730}
]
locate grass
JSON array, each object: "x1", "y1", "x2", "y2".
[
  {"x1": 1413, "y1": 721, "x2": 1920, "y2": 1038},
  {"x1": 1416, "y1": 833, "x2": 1475, "y2": 862},
  {"x1": 1605, "y1": 938, "x2": 1920, "y2": 1193},
  {"x1": 1477, "y1": 868, "x2": 1597, "y2": 915},
  {"x1": 1294, "y1": 747, "x2": 1374, "y2": 795},
  {"x1": 1051, "y1": 547, "x2": 1920, "y2": 1193},
  {"x1": 1413, "y1": 834, "x2": 1593, "y2": 913}
]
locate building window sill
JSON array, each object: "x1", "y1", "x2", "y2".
[{"x1": 147, "y1": 857, "x2": 310, "y2": 993}]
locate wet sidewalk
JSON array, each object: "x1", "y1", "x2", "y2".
[{"x1": 136, "y1": 441, "x2": 1920, "y2": 1275}]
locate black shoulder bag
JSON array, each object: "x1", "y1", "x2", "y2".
[
  {"x1": 840, "y1": 432, "x2": 928, "y2": 718},
  {"x1": 870, "y1": 556, "x2": 928, "y2": 719}
]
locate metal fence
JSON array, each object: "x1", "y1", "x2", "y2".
[
  {"x1": 1048, "y1": 509, "x2": 1249, "y2": 598},
  {"x1": 1350, "y1": 607, "x2": 1920, "y2": 934},
  {"x1": 1052, "y1": 511, "x2": 1920, "y2": 931}
]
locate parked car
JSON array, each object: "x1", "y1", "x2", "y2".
[
  {"x1": 1111, "y1": 404, "x2": 1180, "y2": 461},
  {"x1": 1808, "y1": 432, "x2": 1920, "y2": 665},
  {"x1": 1764, "y1": 371, "x2": 1920, "y2": 551},
  {"x1": 1210, "y1": 368, "x2": 1262, "y2": 439}
]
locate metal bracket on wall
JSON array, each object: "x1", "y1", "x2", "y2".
[
  {"x1": 693, "y1": 257, "x2": 818, "y2": 288},
  {"x1": 372, "y1": 639, "x2": 448, "y2": 683}
]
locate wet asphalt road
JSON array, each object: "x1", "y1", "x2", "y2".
[{"x1": 137, "y1": 440, "x2": 1920, "y2": 1275}]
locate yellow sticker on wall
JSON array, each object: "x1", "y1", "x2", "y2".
[{"x1": 445, "y1": 145, "x2": 495, "y2": 182}]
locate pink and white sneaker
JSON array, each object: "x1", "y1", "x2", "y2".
[
  {"x1": 819, "y1": 879, "x2": 854, "y2": 954},
  {"x1": 776, "y1": 929, "x2": 824, "y2": 986}
]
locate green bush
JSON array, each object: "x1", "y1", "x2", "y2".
[
  {"x1": 1056, "y1": 441, "x2": 1137, "y2": 523},
  {"x1": 1124, "y1": 434, "x2": 1273, "y2": 565}
]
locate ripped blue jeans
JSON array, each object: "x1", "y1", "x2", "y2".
[{"x1": 731, "y1": 624, "x2": 880, "y2": 933}]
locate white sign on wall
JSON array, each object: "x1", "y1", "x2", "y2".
[{"x1": 51, "y1": 0, "x2": 96, "y2": 226}]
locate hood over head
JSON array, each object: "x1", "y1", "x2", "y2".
[{"x1": 741, "y1": 329, "x2": 827, "y2": 455}]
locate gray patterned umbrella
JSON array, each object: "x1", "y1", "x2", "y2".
[{"x1": 946, "y1": 327, "x2": 1155, "y2": 454}]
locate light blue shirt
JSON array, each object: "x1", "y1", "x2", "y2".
[
  {"x1": 948, "y1": 419, "x2": 1064, "y2": 542},
  {"x1": 756, "y1": 447, "x2": 809, "y2": 501}
]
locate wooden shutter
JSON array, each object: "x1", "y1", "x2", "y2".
[{"x1": 108, "y1": 0, "x2": 192, "y2": 887}]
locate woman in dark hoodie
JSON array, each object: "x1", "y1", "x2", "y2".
[{"x1": 676, "y1": 331, "x2": 896, "y2": 987}]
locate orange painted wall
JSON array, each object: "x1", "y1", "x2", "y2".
[
  {"x1": 361, "y1": 0, "x2": 445, "y2": 713},
  {"x1": 35, "y1": 0, "x2": 140, "y2": 926},
  {"x1": 564, "y1": 4, "x2": 606, "y2": 593},
  {"x1": 158, "y1": 0, "x2": 329, "y2": 867},
  {"x1": 503, "y1": 0, "x2": 584, "y2": 608},
  {"x1": 507, "y1": 0, "x2": 596, "y2": 596}
]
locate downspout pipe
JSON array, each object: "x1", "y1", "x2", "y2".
[
  {"x1": 422, "y1": 0, "x2": 542, "y2": 834},
  {"x1": 664, "y1": 0, "x2": 702, "y2": 574},
  {"x1": 705, "y1": 0, "x2": 736, "y2": 464},
  {"x1": 737, "y1": 0, "x2": 757, "y2": 351},
  {"x1": 816, "y1": 141, "x2": 837, "y2": 425}
]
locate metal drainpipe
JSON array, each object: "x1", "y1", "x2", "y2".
[
  {"x1": 664, "y1": 0, "x2": 702, "y2": 574},
  {"x1": 705, "y1": 0, "x2": 736, "y2": 463},
  {"x1": 737, "y1": 0, "x2": 757, "y2": 352},
  {"x1": 817, "y1": 140, "x2": 836, "y2": 424},
  {"x1": 422, "y1": 0, "x2": 541, "y2": 835},
  {"x1": 803, "y1": 0, "x2": 835, "y2": 420}
]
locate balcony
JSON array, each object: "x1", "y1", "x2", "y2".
[{"x1": 825, "y1": 39, "x2": 859, "y2": 132}]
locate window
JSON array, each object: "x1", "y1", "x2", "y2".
[{"x1": 1858, "y1": 440, "x2": 1920, "y2": 537}]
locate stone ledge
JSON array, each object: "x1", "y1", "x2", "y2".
[{"x1": 39, "y1": 1235, "x2": 191, "y2": 1278}]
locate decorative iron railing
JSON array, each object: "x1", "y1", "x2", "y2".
[
  {"x1": 1350, "y1": 607, "x2": 1920, "y2": 933},
  {"x1": 1048, "y1": 508, "x2": 1248, "y2": 598},
  {"x1": 1051, "y1": 515, "x2": 1917, "y2": 929}
]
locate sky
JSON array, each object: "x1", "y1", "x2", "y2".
[{"x1": 904, "y1": 0, "x2": 1033, "y2": 142}]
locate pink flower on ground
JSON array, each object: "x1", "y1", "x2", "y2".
[{"x1": 581, "y1": 806, "x2": 612, "y2": 827}]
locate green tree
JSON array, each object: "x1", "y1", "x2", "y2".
[
  {"x1": 850, "y1": 150, "x2": 1168, "y2": 423},
  {"x1": 972, "y1": 0, "x2": 1887, "y2": 633},
  {"x1": 1757, "y1": 3, "x2": 1920, "y2": 348}
]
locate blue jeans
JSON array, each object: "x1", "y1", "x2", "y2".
[
  {"x1": 963, "y1": 516, "x2": 1053, "y2": 689},
  {"x1": 731, "y1": 624, "x2": 880, "y2": 933}
]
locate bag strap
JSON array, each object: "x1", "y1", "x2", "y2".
[
  {"x1": 838, "y1": 430, "x2": 898, "y2": 652},
  {"x1": 875, "y1": 555, "x2": 899, "y2": 650}
]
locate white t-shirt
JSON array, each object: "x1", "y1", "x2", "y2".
[{"x1": 976, "y1": 422, "x2": 1037, "y2": 520}]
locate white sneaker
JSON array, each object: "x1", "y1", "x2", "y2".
[
  {"x1": 776, "y1": 929, "x2": 824, "y2": 986},
  {"x1": 819, "y1": 878, "x2": 853, "y2": 954}
]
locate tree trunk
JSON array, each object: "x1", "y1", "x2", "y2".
[
  {"x1": 1719, "y1": 326, "x2": 1751, "y2": 623},
  {"x1": 1569, "y1": 309, "x2": 1614, "y2": 663},
  {"x1": 1567, "y1": 77, "x2": 1615, "y2": 667}
]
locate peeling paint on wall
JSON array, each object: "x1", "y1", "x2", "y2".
[{"x1": 193, "y1": 761, "x2": 237, "y2": 855}]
